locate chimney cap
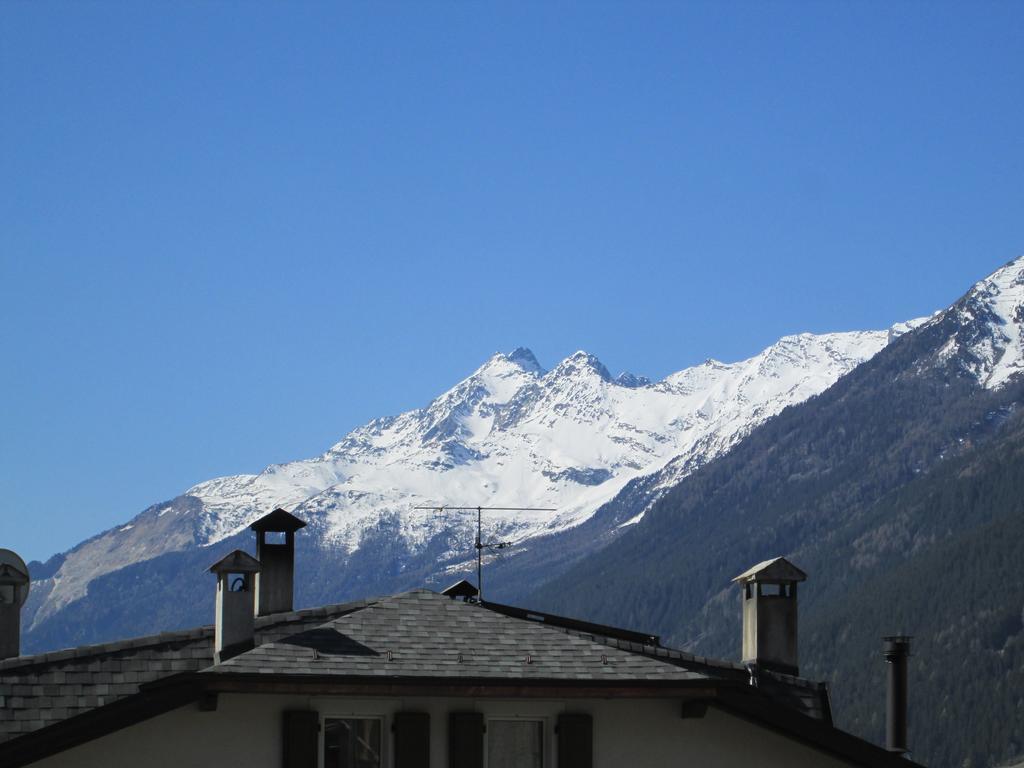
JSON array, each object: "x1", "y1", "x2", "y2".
[
  {"x1": 208, "y1": 550, "x2": 261, "y2": 574},
  {"x1": 250, "y1": 508, "x2": 307, "y2": 533},
  {"x1": 732, "y1": 556, "x2": 807, "y2": 585},
  {"x1": 0, "y1": 550, "x2": 30, "y2": 606},
  {"x1": 883, "y1": 635, "x2": 913, "y2": 656},
  {"x1": 441, "y1": 579, "x2": 479, "y2": 599}
]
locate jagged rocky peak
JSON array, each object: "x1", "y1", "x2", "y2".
[
  {"x1": 437, "y1": 348, "x2": 544, "y2": 408},
  {"x1": 614, "y1": 371, "x2": 652, "y2": 388},
  {"x1": 505, "y1": 346, "x2": 544, "y2": 373},
  {"x1": 930, "y1": 255, "x2": 1024, "y2": 389},
  {"x1": 475, "y1": 346, "x2": 545, "y2": 377},
  {"x1": 550, "y1": 350, "x2": 613, "y2": 382}
]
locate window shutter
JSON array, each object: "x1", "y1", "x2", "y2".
[
  {"x1": 282, "y1": 710, "x2": 319, "y2": 768},
  {"x1": 394, "y1": 711, "x2": 430, "y2": 768},
  {"x1": 557, "y1": 713, "x2": 593, "y2": 768},
  {"x1": 448, "y1": 711, "x2": 484, "y2": 768}
]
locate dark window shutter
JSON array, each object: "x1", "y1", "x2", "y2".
[
  {"x1": 283, "y1": 710, "x2": 319, "y2": 768},
  {"x1": 557, "y1": 713, "x2": 593, "y2": 768},
  {"x1": 394, "y1": 711, "x2": 430, "y2": 768},
  {"x1": 448, "y1": 711, "x2": 484, "y2": 768}
]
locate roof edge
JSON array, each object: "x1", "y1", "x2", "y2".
[
  {"x1": 479, "y1": 599, "x2": 660, "y2": 646},
  {"x1": 0, "y1": 627, "x2": 214, "y2": 673},
  {"x1": 0, "y1": 670, "x2": 918, "y2": 768},
  {"x1": 712, "y1": 688, "x2": 925, "y2": 768},
  {"x1": 1, "y1": 599, "x2": 375, "y2": 673},
  {"x1": 187, "y1": 671, "x2": 740, "y2": 694},
  {"x1": 0, "y1": 674, "x2": 204, "y2": 768}
]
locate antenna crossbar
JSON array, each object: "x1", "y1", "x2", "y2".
[
  {"x1": 413, "y1": 504, "x2": 556, "y2": 601},
  {"x1": 413, "y1": 506, "x2": 556, "y2": 512}
]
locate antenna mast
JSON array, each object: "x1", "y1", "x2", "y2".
[{"x1": 413, "y1": 505, "x2": 555, "y2": 601}]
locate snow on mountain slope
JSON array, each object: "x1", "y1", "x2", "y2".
[
  {"x1": 927, "y1": 255, "x2": 1024, "y2": 389},
  {"x1": 186, "y1": 333, "x2": 897, "y2": 553},
  {"x1": 32, "y1": 331, "x2": 901, "y2": 628},
  {"x1": 601, "y1": 323, "x2": 930, "y2": 532}
]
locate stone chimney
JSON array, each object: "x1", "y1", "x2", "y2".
[
  {"x1": 250, "y1": 508, "x2": 306, "y2": 617},
  {"x1": 209, "y1": 550, "x2": 261, "y2": 663},
  {"x1": 0, "y1": 549, "x2": 30, "y2": 661},
  {"x1": 732, "y1": 556, "x2": 807, "y2": 677}
]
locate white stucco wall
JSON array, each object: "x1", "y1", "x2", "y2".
[{"x1": 30, "y1": 693, "x2": 858, "y2": 768}]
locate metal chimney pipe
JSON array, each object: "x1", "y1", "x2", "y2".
[{"x1": 883, "y1": 635, "x2": 912, "y2": 754}]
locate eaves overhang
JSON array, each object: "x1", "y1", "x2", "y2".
[
  {"x1": 0, "y1": 671, "x2": 730, "y2": 767},
  {"x1": 0, "y1": 670, "x2": 924, "y2": 768}
]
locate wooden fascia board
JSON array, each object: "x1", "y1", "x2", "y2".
[{"x1": 197, "y1": 673, "x2": 727, "y2": 700}]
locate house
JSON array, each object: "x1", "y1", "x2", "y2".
[{"x1": 0, "y1": 510, "x2": 922, "y2": 768}]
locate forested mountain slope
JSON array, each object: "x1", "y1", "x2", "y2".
[
  {"x1": 803, "y1": 416, "x2": 1024, "y2": 768},
  {"x1": 529, "y1": 256, "x2": 1024, "y2": 768}
]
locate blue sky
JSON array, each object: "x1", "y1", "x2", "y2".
[{"x1": 2, "y1": 2, "x2": 1022, "y2": 562}]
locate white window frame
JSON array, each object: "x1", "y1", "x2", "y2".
[
  {"x1": 319, "y1": 712, "x2": 387, "y2": 768},
  {"x1": 484, "y1": 716, "x2": 547, "y2": 768}
]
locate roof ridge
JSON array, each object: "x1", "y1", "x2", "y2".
[
  {"x1": 2, "y1": 599, "x2": 376, "y2": 673},
  {"x1": 477, "y1": 599, "x2": 660, "y2": 646},
  {"x1": 473, "y1": 598, "x2": 827, "y2": 689},
  {"x1": 0, "y1": 626, "x2": 213, "y2": 672},
  {"x1": 253, "y1": 597, "x2": 376, "y2": 631}
]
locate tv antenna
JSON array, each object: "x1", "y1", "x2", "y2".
[{"x1": 413, "y1": 505, "x2": 555, "y2": 601}]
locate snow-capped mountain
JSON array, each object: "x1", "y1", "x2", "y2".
[
  {"x1": 190, "y1": 333, "x2": 895, "y2": 552},
  {"x1": 20, "y1": 256, "x2": 1024, "y2": 765},
  {"x1": 524, "y1": 256, "x2": 1024, "y2": 768},
  {"x1": 25, "y1": 257, "x2": 1024, "y2": 650},
  {"x1": 918, "y1": 255, "x2": 1024, "y2": 388},
  {"x1": 28, "y1": 327, "x2": 911, "y2": 634}
]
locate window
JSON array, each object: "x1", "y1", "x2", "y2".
[
  {"x1": 487, "y1": 719, "x2": 543, "y2": 768},
  {"x1": 323, "y1": 717, "x2": 382, "y2": 768}
]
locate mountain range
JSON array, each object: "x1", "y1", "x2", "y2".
[
  {"x1": 530, "y1": 255, "x2": 1024, "y2": 768},
  {"x1": 23, "y1": 318, "x2": 908, "y2": 641},
  {"x1": 17, "y1": 255, "x2": 1024, "y2": 768}
]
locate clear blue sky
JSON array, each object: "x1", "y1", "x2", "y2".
[{"x1": 2, "y1": 2, "x2": 1022, "y2": 562}]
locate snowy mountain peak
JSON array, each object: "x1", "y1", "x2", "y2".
[
  {"x1": 968, "y1": 255, "x2": 1024, "y2": 388},
  {"x1": 29, "y1": 328, "x2": 904, "y2": 629},
  {"x1": 179, "y1": 331, "x2": 895, "y2": 556},
  {"x1": 506, "y1": 347, "x2": 545, "y2": 373},
  {"x1": 551, "y1": 351, "x2": 613, "y2": 382},
  {"x1": 476, "y1": 347, "x2": 545, "y2": 378},
  {"x1": 614, "y1": 371, "x2": 652, "y2": 388},
  {"x1": 930, "y1": 255, "x2": 1024, "y2": 389}
]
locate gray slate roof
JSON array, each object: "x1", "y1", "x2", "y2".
[
  {"x1": 0, "y1": 600, "x2": 366, "y2": 744},
  {"x1": 2, "y1": 589, "x2": 831, "y2": 748},
  {"x1": 211, "y1": 590, "x2": 715, "y2": 682}
]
